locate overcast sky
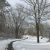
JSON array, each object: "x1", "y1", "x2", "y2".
[
  {"x1": 7, "y1": 0, "x2": 50, "y2": 8},
  {"x1": 7, "y1": 0, "x2": 27, "y2": 8}
]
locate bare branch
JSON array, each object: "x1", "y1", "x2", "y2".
[
  {"x1": 24, "y1": 0, "x2": 34, "y2": 6},
  {"x1": 40, "y1": 0, "x2": 47, "y2": 16}
]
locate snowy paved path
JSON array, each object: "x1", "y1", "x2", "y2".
[
  {"x1": 0, "y1": 41, "x2": 50, "y2": 50},
  {"x1": 18, "y1": 44, "x2": 50, "y2": 50},
  {"x1": 0, "y1": 35, "x2": 50, "y2": 50},
  {"x1": 13, "y1": 40, "x2": 50, "y2": 50}
]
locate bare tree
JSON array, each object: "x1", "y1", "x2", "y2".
[
  {"x1": 11, "y1": 4, "x2": 30, "y2": 38},
  {"x1": 24, "y1": 0, "x2": 50, "y2": 43}
]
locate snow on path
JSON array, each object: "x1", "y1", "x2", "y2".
[
  {"x1": 0, "y1": 35, "x2": 50, "y2": 50},
  {"x1": 13, "y1": 43, "x2": 50, "y2": 50},
  {"x1": 0, "y1": 39, "x2": 19, "y2": 50}
]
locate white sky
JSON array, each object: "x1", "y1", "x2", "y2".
[
  {"x1": 7, "y1": 0, "x2": 50, "y2": 8},
  {"x1": 6, "y1": 0, "x2": 28, "y2": 8}
]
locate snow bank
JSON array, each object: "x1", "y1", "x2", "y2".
[
  {"x1": 22, "y1": 35, "x2": 49, "y2": 43},
  {"x1": 0, "y1": 35, "x2": 49, "y2": 50}
]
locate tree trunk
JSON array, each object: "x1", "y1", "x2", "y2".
[
  {"x1": 15, "y1": 26, "x2": 19, "y2": 38},
  {"x1": 36, "y1": 23, "x2": 39, "y2": 43},
  {"x1": 15, "y1": 26, "x2": 21, "y2": 39}
]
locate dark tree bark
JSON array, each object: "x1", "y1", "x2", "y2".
[
  {"x1": 36, "y1": 22, "x2": 40, "y2": 43},
  {"x1": 15, "y1": 26, "x2": 19, "y2": 38}
]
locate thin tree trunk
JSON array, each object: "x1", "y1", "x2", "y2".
[
  {"x1": 36, "y1": 22, "x2": 39, "y2": 43},
  {"x1": 15, "y1": 26, "x2": 19, "y2": 38}
]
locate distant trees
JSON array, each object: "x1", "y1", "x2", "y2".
[
  {"x1": 43, "y1": 24, "x2": 50, "y2": 41},
  {"x1": 27, "y1": 27, "x2": 36, "y2": 36},
  {"x1": 0, "y1": 0, "x2": 5, "y2": 32},
  {"x1": 39, "y1": 23, "x2": 44, "y2": 36},
  {"x1": 0, "y1": 0, "x2": 6, "y2": 8},
  {"x1": 0, "y1": 0, "x2": 10, "y2": 32},
  {"x1": 24, "y1": 0, "x2": 50, "y2": 43}
]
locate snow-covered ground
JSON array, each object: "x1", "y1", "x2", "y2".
[
  {"x1": 22, "y1": 35, "x2": 49, "y2": 43},
  {"x1": 0, "y1": 35, "x2": 50, "y2": 50}
]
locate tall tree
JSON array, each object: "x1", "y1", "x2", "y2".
[
  {"x1": 24, "y1": 0, "x2": 50, "y2": 43},
  {"x1": 11, "y1": 4, "x2": 31, "y2": 38},
  {"x1": 10, "y1": 4, "x2": 25, "y2": 38}
]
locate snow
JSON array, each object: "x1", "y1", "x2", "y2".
[
  {"x1": 22, "y1": 35, "x2": 49, "y2": 43},
  {"x1": 0, "y1": 35, "x2": 50, "y2": 50}
]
